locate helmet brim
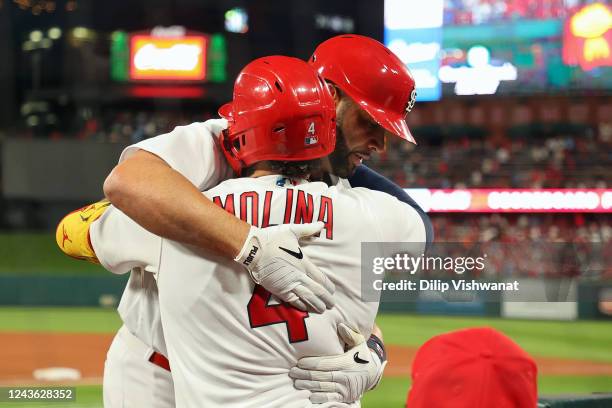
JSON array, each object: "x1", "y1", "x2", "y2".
[
  {"x1": 357, "y1": 100, "x2": 416, "y2": 144},
  {"x1": 218, "y1": 102, "x2": 234, "y2": 120}
]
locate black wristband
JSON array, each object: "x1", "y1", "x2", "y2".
[{"x1": 367, "y1": 334, "x2": 387, "y2": 363}]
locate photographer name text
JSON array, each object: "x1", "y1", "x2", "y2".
[{"x1": 372, "y1": 279, "x2": 520, "y2": 292}]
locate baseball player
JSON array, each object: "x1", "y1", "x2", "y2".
[
  {"x1": 56, "y1": 128, "x2": 333, "y2": 406},
  {"x1": 87, "y1": 56, "x2": 426, "y2": 407},
  {"x1": 58, "y1": 35, "x2": 432, "y2": 406}
]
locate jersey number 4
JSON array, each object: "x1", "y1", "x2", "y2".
[{"x1": 247, "y1": 285, "x2": 309, "y2": 343}]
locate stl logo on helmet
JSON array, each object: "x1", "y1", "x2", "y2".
[
  {"x1": 304, "y1": 122, "x2": 318, "y2": 146},
  {"x1": 406, "y1": 89, "x2": 417, "y2": 114}
]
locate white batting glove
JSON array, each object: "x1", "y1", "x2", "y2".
[
  {"x1": 289, "y1": 323, "x2": 387, "y2": 404},
  {"x1": 235, "y1": 221, "x2": 335, "y2": 314}
]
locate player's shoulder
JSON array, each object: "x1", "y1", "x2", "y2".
[
  {"x1": 321, "y1": 185, "x2": 395, "y2": 220},
  {"x1": 170, "y1": 118, "x2": 228, "y2": 137},
  {"x1": 334, "y1": 185, "x2": 398, "y2": 205},
  {"x1": 343, "y1": 186, "x2": 426, "y2": 241}
]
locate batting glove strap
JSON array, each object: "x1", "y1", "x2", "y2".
[
  {"x1": 234, "y1": 228, "x2": 264, "y2": 283},
  {"x1": 365, "y1": 334, "x2": 387, "y2": 391},
  {"x1": 367, "y1": 334, "x2": 387, "y2": 364}
]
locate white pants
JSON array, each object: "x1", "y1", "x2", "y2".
[{"x1": 103, "y1": 325, "x2": 175, "y2": 408}]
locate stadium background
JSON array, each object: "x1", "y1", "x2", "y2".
[{"x1": 0, "y1": 0, "x2": 610, "y2": 406}]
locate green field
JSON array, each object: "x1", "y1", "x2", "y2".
[
  {"x1": 0, "y1": 234, "x2": 107, "y2": 275},
  {"x1": 377, "y1": 314, "x2": 612, "y2": 362},
  {"x1": 0, "y1": 308, "x2": 611, "y2": 407}
]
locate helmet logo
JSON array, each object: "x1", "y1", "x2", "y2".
[
  {"x1": 305, "y1": 121, "x2": 318, "y2": 146},
  {"x1": 406, "y1": 89, "x2": 417, "y2": 113}
]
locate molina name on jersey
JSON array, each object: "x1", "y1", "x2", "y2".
[{"x1": 212, "y1": 177, "x2": 334, "y2": 240}]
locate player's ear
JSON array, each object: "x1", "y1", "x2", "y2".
[{"x1": 328, "y1": 83, "x2": 341, "y2": 106}]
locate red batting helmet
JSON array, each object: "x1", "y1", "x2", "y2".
[
  {"x1": 310, "y1": 35, "x2": 417, "y2": 144},
  {"x1": 219, "y1": 56, "x2": 336, "y2": 175}
]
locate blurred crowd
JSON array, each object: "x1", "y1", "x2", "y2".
[
  {"x1": 369, "y1": 125, "x2": 610, "y2": 189},
  {"x1": 72, "y1": 111, "x2": 203, "y2": 143},
  {"x1": 430, "y1": 213, "x2": 611, "y2": 279},
  {"x1": 15, "y1": 110, "x2": 214, "y2": 144},
  {"x1": 433, "y1": 213, "x2": 610, "y2": 243},
  {"x1": 443, "y1": 0, "x2": 583, "y2": 25},
  {"x1": 14, "y1": 107, "x2": 610, "y2": 190}
]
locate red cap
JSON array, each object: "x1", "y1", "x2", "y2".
[
  {"x1": 406, "y1": 328, "x2": 538, "y2": 408},
  {"x1": 310, "y1": 35, "x2": 417, "y2": 144}
]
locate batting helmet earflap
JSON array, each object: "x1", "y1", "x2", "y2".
[
  {"x1": 310, "y1": 35, "x2": 417, "y2": 144},
  {"x1": 219, "y1": 56, "x2": 336, "y2": 175}
]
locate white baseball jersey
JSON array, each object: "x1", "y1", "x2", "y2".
[
  {"x1": 149, "y1": 176, "x2": 423, "y2": 407},
  {"x1": 94, "y1": 119, "x2": 232, "y2": 356}
]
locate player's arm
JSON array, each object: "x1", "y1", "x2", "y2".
[
  {"x1": 104, "y1": 149, "x2": 248, "y2": 258},
  {"x1": 290, "y1": 323, "x2": 388, "y2": 404},
  {"x1": 102, "y1": 126, "x2": 334, "y2": 313},
  {"x1": 56, "y1": 200, "x2": 161, "y2": 274}
]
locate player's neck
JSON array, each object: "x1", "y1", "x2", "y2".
[
  {"x1": 250, "y1": 169, "x2": 277, "y2": 178},
  {"x1": 320, "y1": 156, "x2": 333, "y2": 174}
]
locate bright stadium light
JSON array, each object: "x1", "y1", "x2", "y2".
[
  {"x1": 29, "y1": 30, "x2": 43, "y2": 42},
  {"x1": 72, "y1": 27, "x2": 91, "y2": 39},
  {"x1": 225, "y1": 8, "x2": 248, "y2": 33},
  {"x1": 48, "y1": 27, "x2": 62, "y2": 40}
]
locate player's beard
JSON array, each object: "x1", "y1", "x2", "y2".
[{"x1": 328, "y1": 122, "x2": 354, "y2": 179}]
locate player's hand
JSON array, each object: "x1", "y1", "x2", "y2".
[
  {"x1": 289, "y1": 323, "x2": 387, "y2": 404},
  {"x1": 235, "y1": 222, "x2": 335, "y2": 314}
]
